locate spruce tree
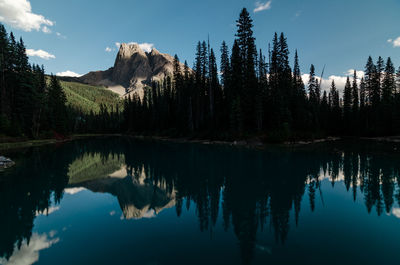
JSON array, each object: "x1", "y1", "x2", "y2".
[
  {"x1": 47, "y1": 75, "x2": 67, "y2": 133},
  {"x1": 382, "y1": 57, "x2": 396, "y2": 133},
  {"x1": 230, "y1": 40, "x2": 243, "y2": 134},
  {"x1": 364, "y1": 56, "x2": 376, "y2": 106},
  {"x1": 343, "y1": 77, "x2": 352, "y2": 132},
  {"x1": 352, "y1": 70, "x2": 359, "y2": 112},
  {"x1": 382, "y1": 57, "x2": 395, "y2": 105},
  {"x1": 235, "y1": 8, "x2": 258, "y2": 130}
]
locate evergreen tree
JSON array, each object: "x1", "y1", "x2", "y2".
[
  {"x1": 360, "y1": 77, "x2": 366, "y2": 109},
  {"x1": 364, "y1": 56, "x2": 376, "y2": 106},
  {"x1": 47, "y1": 75, "x2": 67, "y2": 133},
  {"x1": 235, "y1": 8, "x2": 258, "y2": 130},
  {"x1": 382, "y1": 57, "x2": 396, "y2": 133},
  {"x1": 230, "y1": 40, "x2": 243, "y2": 134},
  {"x1": 382, "y1": 57, "x2": 395, "y2": 105},
  {"x1": 343, "y1": 77, "x2": 352, "y2": 132},
  {"x1": 351, "y1": 70, "x2": 359, "y2": 134}
]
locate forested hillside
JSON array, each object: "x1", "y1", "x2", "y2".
[{"x1": 59, "y1": 80, "x2": 121, "y2": 114}]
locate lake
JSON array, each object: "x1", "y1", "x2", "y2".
[{"x1": 1, "y1": 137, "x2": 400, "y2": 265}]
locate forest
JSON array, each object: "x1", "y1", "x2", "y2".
[{"x1": 1, "y1": 8, "x2": 400, "y2": 141}]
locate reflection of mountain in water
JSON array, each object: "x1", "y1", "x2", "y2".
[
  {"x1": 1, "y1": 138, "x2": 400, "y2": 265},
  {"x1": 69, "y1": 164, "x2": 175, "y2": 220}
]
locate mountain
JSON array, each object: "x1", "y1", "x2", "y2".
[{"x1": 79, "y1": 43, "x2": 188, "y2": 97}]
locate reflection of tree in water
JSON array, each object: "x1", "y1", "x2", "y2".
[
  {"x1": 0, "y1": 145, "x2": 70, "y2": 260},
  {"x1": 0, "y1": 138, "x2": 128, "y2": 261},
  {"x1": 117, "y1": 139, "x2": 400, "y2": 264},
  {"x1": 1, "y1": 138, "x2": 399, "y2": 264}
]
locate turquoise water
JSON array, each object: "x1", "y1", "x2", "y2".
[{"x1": 1, "y1": 138, "x2": 400, "y2": 265}]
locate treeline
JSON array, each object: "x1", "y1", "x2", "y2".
[
  {"x1": 123, "y1": 8, "x2": 400, "y2": 140},
  {"x1": 0, "y1": 24, "x2": 69, "y2": 137}
]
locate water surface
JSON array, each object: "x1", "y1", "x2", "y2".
[{"x1": 1, "y1": 138, "x2": 400, "y2": 265}]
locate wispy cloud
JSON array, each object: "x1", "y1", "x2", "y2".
[
  {"x1": 26, "y1": 49, "x2": 55, "y2": 60},
  {"x1": 254, "y1": 1, "x2": 272, "y2": 13},
  {"x1": 56, "y1": 70, "x2": 82, "y2": 77},
  {"x1": 388, "y1": 37, "x2": 400, "y2": 47},
  {"x1": 105, "y1": 47, "x2": 112, "y2": 52},
  {"x1": 0, "y1": 0, "x2": 54, "y2": 32},
  {"x1": 56, "y1": 32, "x2": 66, "y2": 39}
]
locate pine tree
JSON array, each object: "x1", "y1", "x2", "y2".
[
  {"x1": 308, "y1": 64, "x2": 317, "y2": 102},
  {"x1": 396, "y1": 67, "x2": 400, "y2": 94},
  {"x1": 0, "y1": 24, "x2": 10, "y2": 118},
  {"x1": 352, "y1": 70, "x2": 359, "y2": 112},
  {"x1": 343, "y1": 77, "x2": 352, "y2": 132},
  {"x1": 47, "y1": 75, "x2": 67, "y2": 133},
  {"x1": 364, "y1": 56, "x2": 376, "y2": 106},
  {"x1": 382, "y1": 57, "x2": 395, "y2": 105},
  {"x1": 381, "y1": 57, "x2": 396, "y2": 133},
  {"x1": 351, "y1": 70, "x2": 359, "y2": 134},
  {"x1": 359, "y1": 77, "x2": 366, "y2": 109},
  {"x1": 230, "y1": 40, "x2": 243, "y2": 134},
  {"x1": 235, "y1": 8, "x2": 258, "y2": 130}
]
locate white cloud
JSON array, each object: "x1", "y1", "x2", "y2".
[
  {"x1": 254, "y1": 1, "x2": 272, "y2": 13},
  {"x1": 56, "y1": 71, "x2": 82, "y2": 77},
  {"x1": 42, "y1": 26, "x2": 51, "y2": 34},
  {"x1": 388, "y1": 37, "x2": 400, "y2": 47},
  {"x1": 0, "y1": 0, "x2": 54, "y2": 32},
  {"x1": 137, "y1": 43, "x2": 154, "y2": 53},
  {"x1": 0, "y1": 232, "x2": 59, "y2": 265},
  {"x1": 393, "y1": 37, "x2": 400, "y2": 47},
  {"x1": 115, "y1": 42, "x2": 155, "y2": 53},
  {"x1": 64, "y1": 187, "x2": 86, "y2": 194},
  {"x1": 26, "y1": 49, "x2": 55, "y2": 60},
  {"x1": 105, "y1": 47, "x2": 112, "y2": 52},
  {"x1": 301, "y1": 69, "x2": 365, "y2": 94}
]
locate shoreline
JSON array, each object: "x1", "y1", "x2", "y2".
[
  {"x1": 1, "y1": 134, "x2": 400, "y2": 152},
  {"x1": 0, "y1": 134, "x2": 123, "y2": 151}
]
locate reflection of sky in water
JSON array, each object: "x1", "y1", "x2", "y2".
[
  {"x1": 0, "y1": 233, "x2": 59, "y2": 265},
  {"x1": 1, "y1": 139, "x2": 400, "y2": 265}
]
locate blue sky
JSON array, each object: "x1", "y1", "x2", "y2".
[{"x1": 1, "y1": 0, "x2": 399, "y2": 89}]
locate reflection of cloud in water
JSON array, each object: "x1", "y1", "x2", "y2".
[
  {"x1": 120, "y1": 209, "x2": 156, "y2": 220},
  {"x1": 64, "y1": 187, "x2": 86, "y2": 195},
  {"x1": 0, "y1": 232, "x2": 59, "y2": 265},
  {"x1": 392, "y1": 208, "x2": 400, "y2": 218},
  {"x1": 35, "y1": 206, "x2": 60, "y2": 216}
]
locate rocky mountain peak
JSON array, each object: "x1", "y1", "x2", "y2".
[{"x1": 79, "y1": 42, "x2": 190, "y2": 97}]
